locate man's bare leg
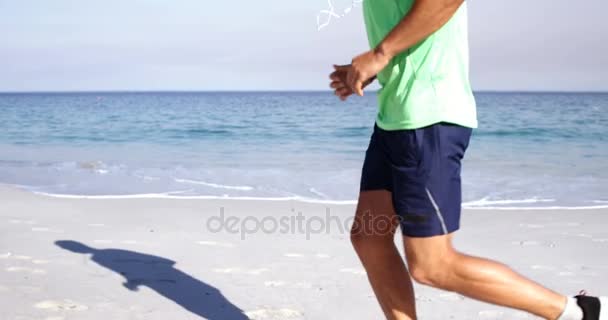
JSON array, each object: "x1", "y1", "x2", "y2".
[
  {"x1": 403, "y1": 233, "x2": 567, "y2": 320},
  {"x1": 351, "y1": 190, "x2": 417, "y2": 320}
]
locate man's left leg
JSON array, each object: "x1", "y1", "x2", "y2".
[
  {"x1": 403, "y1": 233, "x2": 567, "y2": 319},
  {"x1": 351, "y1": 190, "x2": 417, "y2": 320}
]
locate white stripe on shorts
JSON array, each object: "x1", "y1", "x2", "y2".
[{"x1": 425, "y1": 187, "x2": 448, "y2": 235}]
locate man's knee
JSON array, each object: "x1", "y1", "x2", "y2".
[
  {"x1": 408, "y1": 261, "x2": 450, "y2": 288},
  {"x1": 405, "y1": 237, "x2": 457, "y2": 288},
  {"x1": 351, "y1": 190, "x2": 400, "y2": 254},
  {"x1": 350, "y1": 223, "x2": 393, "y2": 253},
  {"x1": 350, "y1": 215, "x2": 397, "y2": 255},
  {"x1": 350, "y1": 230, "x2": 368, "y2": 252}
]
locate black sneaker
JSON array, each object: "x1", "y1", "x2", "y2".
[{"x1": 575, "y1": 290, "x2": 607, "y2": 320}]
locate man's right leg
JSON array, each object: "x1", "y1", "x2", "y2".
[
  {"x1": 403, "y1": 233, "x2": 568, "y2": 320},
  {"x1": 351, "y1": 190, "x2": 417, "y2": 320}
]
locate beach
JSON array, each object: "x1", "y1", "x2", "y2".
[
  {"x1": 2, "y1": 185, "x2": 608, "y2": 320},
  {"x1": 2, "y1": 0, "x2": 607, "y2": 318}
]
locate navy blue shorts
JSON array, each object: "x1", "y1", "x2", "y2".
[{"x1": 360, "y1": 122, "x2": 472, "y2": 237}]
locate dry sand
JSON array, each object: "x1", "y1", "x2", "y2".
[{"x1": 1, "y1": 186, "x2": 607, "y2": 319}]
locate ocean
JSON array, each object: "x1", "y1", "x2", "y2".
[{"x1": 0, "y1": 91, "x2": 606, "y2": 209}]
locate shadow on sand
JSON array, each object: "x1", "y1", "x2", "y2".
[{"x1": 55, "y1": 240, "x2": 248, "y2": 320}]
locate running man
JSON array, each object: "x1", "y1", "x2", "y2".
[{"x1": 329, "y1": 0, "x2": 605, "y2": 319}]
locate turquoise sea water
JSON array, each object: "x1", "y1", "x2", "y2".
[{"x1": 0, "y1": 92, "x2": 606, "y2": 209}]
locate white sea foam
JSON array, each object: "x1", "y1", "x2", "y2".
[
  {"x1": 308, "y1": 188, "x2": 328, "y2": 198},
  {"x1": 173, "y1": 178, "x2": 254, "y2": 191},
  {"x1": 463, "y1": 197, "x2": 556, "y2": 207},
  {"x1": 133, "y1": 173, "x2": 161, "y2": 181},
  {"x1": 30, "y1": 190, "x2": 358, "y2": 205},
  {"x1": 465, "y1": 205, "x2": 608, "y2": 210},
  {"x1": 462, "y1": 197, "x2": 608, "y2": 210},
  {"x1": 7, "y1": 184, "x2": 607, "y2": 209}
]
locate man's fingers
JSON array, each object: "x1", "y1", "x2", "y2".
[
  {"x1": 347, "y1": 70, "x2": 365, "y2": 96},
  {"x1": 345, "y1": 65, "x2": 367, "y2": 96},
  {"x1": 330, "y1": 69, "x2": 348, "y2": 80},
  {"x1": 331, "y1": 63, "x2": 358, "y2": 100},
  {"x1": 333, "y1": 88, "x2": 349, "y2": 97},
  {"x1": 336, "y1": 91, "x2": 350, "y2": 101},
  {"x1": 333, "y1": 64, "x2": 350, "y2": 72},
  {"x1": 330, "y1": 64, "x2": 350, "y2": 80},
  {"x1": 330, "y1": 81, "x2": 347, "y2": 89},
  {"x1": 333, "y1": 86, "x2": 353, "y2": 101},
  {"x1": 346, "y1": 69, "x2": 355, "y2": 92},
  {"x1": 336, "y1": 87, "x2": 352, "y2": 96},
  {"x1": 353, "y1": 80, "x2": 364, "y2": 96}
]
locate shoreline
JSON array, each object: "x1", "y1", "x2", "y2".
[{"x1": 6, "y1": 184, "x2": 608, "y2": 211}]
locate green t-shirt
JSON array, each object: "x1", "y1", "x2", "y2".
[{"x1": 363, "y1": 0, "x2": 478, "y2": 130}]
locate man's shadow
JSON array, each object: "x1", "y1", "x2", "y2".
[{"x1": 55, "y1": 240, "x2": 248, "y2": 320}]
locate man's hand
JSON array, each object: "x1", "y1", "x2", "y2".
[
  {"x1": 347, "y1": 48, "x2": 391, "y2": 96},
  {"x1": 329, "y1": 64, "x2": 377, "y2": 101},
  {"x1": 330, "y1": 65, "x2": 354, "y2": 101}
]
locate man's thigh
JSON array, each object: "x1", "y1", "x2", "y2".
[{"x1": 403, "y1": 233, "x2": 455, "y2": 269}]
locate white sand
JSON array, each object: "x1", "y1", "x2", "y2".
[{"x1": 1, "y1": 185, "x2": 607, "y2": 320}]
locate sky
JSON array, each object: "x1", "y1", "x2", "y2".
[{"x1": 1, "y1": 0, "x2": 607, "y2": 92}]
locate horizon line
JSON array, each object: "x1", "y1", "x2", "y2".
[{"x1": 1, "y1": 89, "x2": 607, "y2": 95}]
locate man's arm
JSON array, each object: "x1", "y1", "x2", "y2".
[
  {"x1": 347, "y1": 0, "x2": 465, "y2": 96},
  {"x1": 377, "y1": 0, "x2": 464, "y2": 59}
]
